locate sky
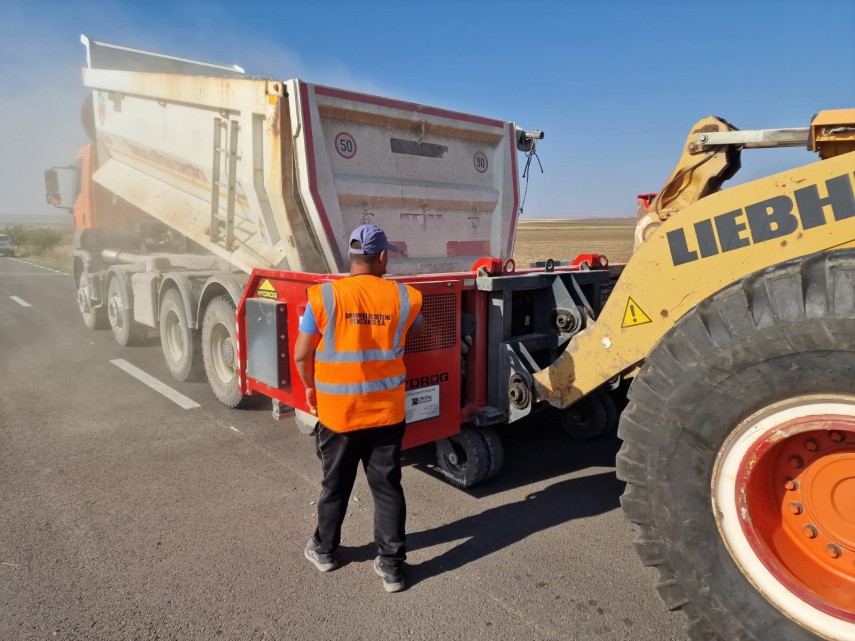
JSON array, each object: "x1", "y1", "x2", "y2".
[{"x1": 1, "y1": 0, "x2": 853, "y2": 219}]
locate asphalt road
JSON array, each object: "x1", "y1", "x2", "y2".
[{"x1": 0, "y1": 257, "x2": 686, "y2": 641}]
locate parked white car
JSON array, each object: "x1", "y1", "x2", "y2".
[{"x1": 0, "y1": 234, "x2": 16, "y2": 257}]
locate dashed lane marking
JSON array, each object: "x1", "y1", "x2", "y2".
[
  {"x1": 110, "y1": 359, "x2": 201, "y2": 410},
  {"x1": 9, "y1": 296, "x2": 31, "y2": 307},
  {"x1": 229, "y1": 426, "x2": 243, "y2": 434},
  {"x1": 8, "y1": 257, "x2": 69, "y2": 275}
]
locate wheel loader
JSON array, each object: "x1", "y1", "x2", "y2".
[{"x1": 534, "y1": 110, "x2": 855, "y2": 641}]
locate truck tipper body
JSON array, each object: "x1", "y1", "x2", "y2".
[{"x1": 51, "y1": 36, "x2": 613, "y2": 486}]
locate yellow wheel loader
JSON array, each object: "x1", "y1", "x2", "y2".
[{"x1": 536, "y1": 110, "x2": 855, "y2": 641}]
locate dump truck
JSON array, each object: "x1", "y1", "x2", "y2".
[
  {"x1": 46, "y1": 36, "x2": 853, "y2": 641},
  {"x1": 47, "y1": 36, "x2": 608, "y2": 487}
]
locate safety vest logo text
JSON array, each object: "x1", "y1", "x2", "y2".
[{"x1": 667, "y1": 173, "x2": 855, "y2": 266}]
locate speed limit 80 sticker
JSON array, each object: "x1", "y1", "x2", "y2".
[
  {"x1": 473, "y1": 151, "x2": 488, "y2": 173},
  {"x1": 335, "y1": 132, "x2": 357, "y2": 159}
]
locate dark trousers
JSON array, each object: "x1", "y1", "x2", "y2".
[{"x1": 313, "y1": 421, "x2": 407, "y2": 568}]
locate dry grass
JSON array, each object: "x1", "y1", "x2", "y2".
[
  {"x1": 22, "y1": 244, "x2": 73, "y2": 273},
  {"x1": 513, "y1": 217, "x2": 635, "y2": 266}
]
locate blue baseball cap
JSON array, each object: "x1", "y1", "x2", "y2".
[{"x1": 348, "y1": 224, "x2": 398, "y2": 254}]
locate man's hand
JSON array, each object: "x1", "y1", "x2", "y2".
[{"x1": 306, "y1": 386, "x2": 318, "y2": 415}]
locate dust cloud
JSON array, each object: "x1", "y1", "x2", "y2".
[{"x1": 0, "y1": 2, "x2": 387, "y2": 223}]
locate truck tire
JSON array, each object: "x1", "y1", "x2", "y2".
[
  {"x1": 77, "y1": 272, "x2": 107, "y2": 330},
  {"x1": 202, "y1": 295, "x2": 246, "y2": 408},
  {"x1": 159, "y1": 288, "x2": 201, "y2": 382},
  {"x1": 106, "y1": 275, "x2": 147, "y2": 346},
  {"x1": 616, "y1": 250, "x2": 855, "y2": 641}
]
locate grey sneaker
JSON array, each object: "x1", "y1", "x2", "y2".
[
  {"x1": 304, "y1": 539, "x2": 338, "y2": 572},
  {"x1": 374, "y1": 557, "x2": 405, "y2": 593}
]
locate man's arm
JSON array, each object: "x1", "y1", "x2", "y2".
[{"x1": 294, "y1": 330, "x2": 322, "y2": 414}]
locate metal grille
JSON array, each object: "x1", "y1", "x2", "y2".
[{"x1": 405, "y1": 293, "x2": 457, "y2": 354}]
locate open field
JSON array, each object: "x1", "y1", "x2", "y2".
[{"x1": 513, "y1": 217, "x2": 635, "y2": 267}]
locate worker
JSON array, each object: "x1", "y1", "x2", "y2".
[{"x1": 293, "y1": 224, "x2": 424, "y2": 593}]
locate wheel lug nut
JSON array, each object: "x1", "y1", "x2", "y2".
[
  {"x1": 789, "y1": 456, "x2": 804, "y2": 469},
  {"x1": 826, "y1": 544, "x2": 842, "y2": 559},
  {"x1": 829, "y1": 431, "x2": 845, "y2": 444},
  {"x1": 804, "y1": 438, "x2": 819, "y2": 452},
  {"x1": 787, "y1": 502, "x2": 803, "y2": 515},
  {"x1": 802, "y1": 525, "x2": 818, "y2": 539},
  {"x1": 784, "y1": 478, "x2": 798, "y2": 491}
]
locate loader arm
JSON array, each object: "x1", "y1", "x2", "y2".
[{"x1": 534, "y1": 110, "x2": 855, "y2": 409}]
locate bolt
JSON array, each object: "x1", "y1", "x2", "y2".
[
  {"x1": 826, "y1": 544, "x2": 842, "y2": 559},
  {"x1": 805, "y1": 438, "x2": 820, "y2": 452},
  {"x1": 787, "y1": 502, "x2": 803, "y2": 515},
  {"x1": 789, "y1": 455, "x2": 804, "y2": 469},
  {"x1": 784, "y1": 478, "x2": 798, "y2": 491},
  {"x1": 688, "y1": 143, "x2": 697, "y2": 152},
  {"x1": 699, "y1": 134, "x2": 709, "y2": 143},
  {"x1": 802, "y1": 525, "x2": 818, "y2": 539},
  {"x1": 829, "y1": 431, "x2": 845, "y2": 444}
]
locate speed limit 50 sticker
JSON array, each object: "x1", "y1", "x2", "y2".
[{"x1": 335, "y1": 132, "x2": 357, "y2": 159}]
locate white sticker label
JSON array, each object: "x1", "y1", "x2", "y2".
[{"x1": 405, "y1": 384, "x2": 440, "y2": 424}]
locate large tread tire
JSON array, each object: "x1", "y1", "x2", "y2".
[
  {"x1": 616, "y1": 250, "x2": 855, "y2": 641},
  {"x1": 435, "y1": 427, "x2": 491, "y2": 488},
  {"x1": 159, "y1": 288, "x2": 202, "y2": 382},
  {"x1": 201, "y1": 295, "x2": 247, "y2": 409},
  {"x1": 106, "y1": 275, "x2": 147, "y2": 346}
]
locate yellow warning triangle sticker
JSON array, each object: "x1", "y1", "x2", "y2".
[
  {"x1": 622, "y1": 297, "x2": 652, "y2": 328},
  {"x1": 256, "y1": 278, "x2": 278, "y2": 299}
]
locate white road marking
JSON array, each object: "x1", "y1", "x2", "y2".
[
  {"x1": 229, "y1": 426, "x2": 242, "y2": 434},
  {"x1": 8, "y1": 257, "x2": 69, "y2": 274},
  {"x1": 9, "y1": 296, "x2": 31, "y2": 307},
  {"x1": 110, "y1": 359, "x2": 200, "y2": 410}
]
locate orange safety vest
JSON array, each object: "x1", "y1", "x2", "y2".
[{"x1": 306, "y1": 275, "x2": 423, "y2": 432}]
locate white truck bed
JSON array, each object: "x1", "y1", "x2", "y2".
[{"x1": 82, "y1": 37, "x2": 524, "y2": 275}]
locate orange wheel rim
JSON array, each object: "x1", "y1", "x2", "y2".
[{"x1": 738, "y1": 417, "x2": 855, "y2": 621}]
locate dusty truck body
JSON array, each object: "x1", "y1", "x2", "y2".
[{"x1": 50, "y1": 37, "x2": 615, "y2": 485}]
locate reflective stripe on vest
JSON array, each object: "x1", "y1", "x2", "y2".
[
  {"x1": 314, "y1": 281, "x2": 412, "y2": 367},
  {"x1": 314, "y1": 374, "x2": 407, "y2": 396}
]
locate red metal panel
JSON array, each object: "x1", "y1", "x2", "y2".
[{"x1": 238, "y1": 270, "x2": 465, "y2": 450}]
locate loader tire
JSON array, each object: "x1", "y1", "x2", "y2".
[
  {"x1": 202, "y1": 296, "x2": 246, "y2": 408},
  {"x1": 616, "y1": 250, "x2": 855, "y2": 641},
  {"x1": 159, "y1": 288, "x2": 202, "y2": 382},
  {"x1": 106, "y1": 275, "x2": 146, "y2": 346}
]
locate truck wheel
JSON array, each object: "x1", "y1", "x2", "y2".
[
  {"x1": 435, "y1": 427, "x2": 490, "y2": 488},
  {"x1": 106, "y1": 276, "x2": 146, "y2": 345},
  {"x1": 617, "y1": 250, "x2": 855, "y2": 641},
  {"x1": 560, "y1": 394, "x2": 609, "y2": 440},
  {"x1": 202, "y1": 295, "x2": 246, "y2": 408},
  {"x1": 159, "y1": 288, "x2": 201, "y2": 382},
  {"x1": 77, "y1": 273, "x2": 107, "y2": 330}
]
